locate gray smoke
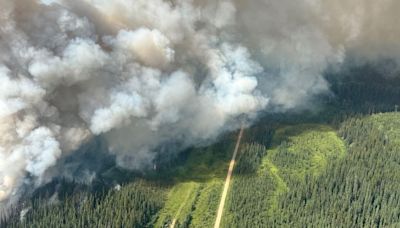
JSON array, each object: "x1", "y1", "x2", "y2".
[{"x1": 0, "y1": 0, "x2": 399, "y2": 208}]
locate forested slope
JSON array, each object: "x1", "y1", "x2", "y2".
[
  {"x1": 222, "y1": 124, "x2": 346, "y2": 227},
  {"x1": 223, "y1": 113, "x2": 400, "y2": 227},
  {"x1": 6, "y1": 181, "x2": 166, "y2": 228},
  {"x1": 4, "y1": 112, "x2": 400, "y2": 227},
  {"x1": 3, "y1": 132, "x2": 236, "y2": 228}
]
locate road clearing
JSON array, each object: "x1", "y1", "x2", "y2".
[{"x1": 214, "y1": 126, "x2": 244, "y2": 228}]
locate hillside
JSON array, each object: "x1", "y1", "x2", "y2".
[
  {"x1": 222, "y1": 113, "x2": 400, "y2": 227},
  {"x1": 5, "y1": 112, "x2": 400, "y2": 227},
  {"x1": 222, "y1": 124, "x2": 346, "y2": 227},
  {"x1": 2, "y1": 1, "x2": 400, "y2": 227}
]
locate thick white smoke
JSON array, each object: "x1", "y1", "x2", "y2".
[{"x1": 0, "y1": 0, "x2": 399, "y2": 207}]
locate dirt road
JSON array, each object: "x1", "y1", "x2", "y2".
[
  {"x1": 214, "y1": 126, "x2": 244, "y2": 228},
  {"x1": 170, "y1": 218, "x2": 177, "y2": 228}
]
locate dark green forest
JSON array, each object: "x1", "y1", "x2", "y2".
[
  {"x1": 3, "y1": 67, "x2": 400, "y2": 227},
  {"x1": 6, "y1": 181, "x2": 166, "y2": 228},
  {"x1": 222, "y1": 114, "x2": 400, "y2": 228}
]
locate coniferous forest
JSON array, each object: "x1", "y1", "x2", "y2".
[
  {"x1": 3, "y1": 0, "x2": 400, "y2": 227},
  {"x1": 3, "y1": 66, "x2": 400, "y2": 227}
]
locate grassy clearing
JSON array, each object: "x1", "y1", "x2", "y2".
[
  {"x1": 264, "y1": 124, "x2": 346, "y2": 212},
  {"x1": 153, "y1": 132, "x2": 236, "y2": 227},
  {"x1": 155, "y1": 182, "x2": 201, "y2": 227},
  {"x1": 267, "y1": 124, "x2": 346, "y2": 184}
]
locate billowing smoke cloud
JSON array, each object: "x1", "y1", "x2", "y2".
[{"x1": 0, "y1": 0, "x2": 399, "y2": 208}]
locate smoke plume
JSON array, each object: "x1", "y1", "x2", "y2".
[{"x1": 0, "y1": 0, "x2": 399, "y2": 207}]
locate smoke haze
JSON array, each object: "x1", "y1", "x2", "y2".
[{"x1": 0, "y1": 0, "x2": 399, "y2": 208}]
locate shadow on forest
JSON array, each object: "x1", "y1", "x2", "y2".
[{"x1": 150, "y1": 132, "x2": 238, "y2": 184}]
